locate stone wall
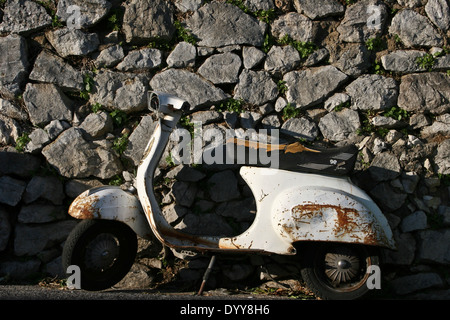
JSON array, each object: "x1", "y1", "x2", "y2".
[{"x1": 0, "y1": 0, "x2": 449, "y2": 298}]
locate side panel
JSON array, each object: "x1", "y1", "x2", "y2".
[{"x1": 68, "y1": 186, "x2": 153, "y2": 239}]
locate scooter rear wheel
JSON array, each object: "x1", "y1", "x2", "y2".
[
  {"x1": 300, "y1": 243, "x2": 380, "y2": 300},
  {"x1": 62, "y1": 219, "x2": 137, "y2": 291}
]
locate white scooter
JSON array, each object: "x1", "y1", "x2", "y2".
[{"x1": 62, "y1": 92, "x2": 396, "y2": 300}]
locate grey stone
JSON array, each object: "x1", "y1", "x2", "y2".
[
  {"x1": 0, "y1": 210, "x2": 10, "y2": 252},
  {"x1": 383, "y1": 231, "x2": 416, "y2": 265},
  {"x1": 391, "y1": 273, "x2": 444, "y2": 295},
  {"x1": 239, "y1": 111, "x2": 263, "y2": 129},
  {"x1": 0, "y1": 0, "x2": 51, "y2": 35},
  {"x1": 368, "y1": 152, "x2": 401, "y2": 182},
  {"x1": 333, "y1": 44, "x2": 372, "y2": 77},
  {"x1": 318, "y1": 108, "x2": 360, "y2": 141},
  {"x1": 14, "y1": 220, "x2": 77, "y2": 256},
  {"x1": 79, "y1": 111, "x2": 113, "y2": 139},
  {"x1": 208, "y1": 170, "x2": 240, "y2": 202},
  {"x1": 150, "y1": 69, "x2": 229, "y2": 110},
  {"x1": 0, "y1": 114, "x2": 21, "y2": 145},
  {"x1": 0, "y1": 98, "x2": 28, "y2": 121},
  {"x1": 175, "y1": 0, "x2": 204, "y2": 12},
  {"x1": 371, "y1": 116, "x2": 401, "y2": 129},
  {"x1": 0, "y1": 259, "x2": 41, "y2": 280},
  {"x1": 0, "y1": 176, "x2": 26, "y2": 206},
  {"x1": 0, "y1": 34, "x2": 29, "y2": 97},
  {"x1": 381, "y1": 50, "x2": 427, "y2": 73},
  {"x1": 23, "y1": 83, "x2": 74, "y2": 126},
  {"x1": 64, "y1": 178, "x2": 104, "y2": 198},
  {"x1": 0, "y1": 151, "x2": 41, "y2": 177},
  {"x1": 398, "y1": 73, "x2": 450, "y2": 114},
  {"x1": 421, "y1": 115, "x2": 450, "y2": 137},
  {"x1": 23, "y1": 175, "x2": 65, "y2": 205},
  {"x1": 42, "y1": 127, "x2": 122, "y2": 179},
  {"x1": 165, "y1": 165, "x2": 206, "y2": 182},
  {"x1": 244, "y1": 0, "x2": 275, "y2": 11},
  {"x1": 264, "y1": 45, "x2": 301, "y2": 75},
  {"x1": 337, "y1": 0, "x2": 388, "y2": 43},
  {"x1": 56, "y1": 0, "x2": 112, "y2": 28},
  {"x1": 90, "y1": 70, "x2": 149, "y2": 113},
  {"x1": 303, "y1": 48, "x2": 330, "y2": 67},
  {"x1": 25, "y1": 127, "x2": 50, "y2": 153},
  {"x1": 401, "y1": 211, "x2": 428, "y2": 233},
  {"x1": 162, "y1": 203, "x2": 188, "y2": 224},
  {"x1": 116, "y1": 48, "x2": 163, "y2": 72},
  {"x1": 234, "y1": 70, "x2": 278, "y2": 106},
  {"x1": 435, "y1": 139, "x2": 450, "y2": 175},
  {"x1": 293, "y1": 0, "x2": 344, "y2": 19},
  {"x1": 46, "y1": 28, "x2": 100, "y2": 58},
  {"x1": 324, "y1": 93, "x2": 350, "y2": 112},
  {"x1": 190, "y1": 111, "x2": 223, "y2": 125},
  {"x1": 45, "y1": 120, "x2": 70, "y2": 140},
  {"x1": 198, "y1": 53, "x2": 242, "y2": 84},
  {"x1": 389, "y1": 9, "x2": 443, "y2": 47},
  {"x1": 29, "y1": 50, "x2": 84, "y2": 92},
  {"x1": 284, "y1": 66, "x2": 348, "y2": 109},
  {"x1": 401, "y1": 171, "x2": 420, "y2": 193},
  {"x1": 425, "y1": 0, "x2": 450, "y2": 32},
  {"x1": 262, "y1": 114, "x2": 281, "y2": 131},
  {"x1": 346, "y1": 74, "x2": 398, "y2": 111},
  {"x1": 95, "y1": 44, "x2": 125, "y2": 68},
  {"x1": 167, "y1": 42, "x2": 197, "y2": 68},
  {"x1": 242, "y1": 46, "x2": 266, "y2": 69},
  {"x1": 123, "y1": 115, "x2": 157, "y2": 166},
  {"x1": 18, "y1": 204, "x2": 66, "y2": 224},
  {"x1": 123, "y1": 0, "x2": 175, "y2": 43},
  {"x1": 281, "y1": 117, "x2": 318, "y2": 141},
  {"x1": 271, "y1": 12, "x2": 315, "y2": 43},
  {"x1": 370, "y1": 182, "x2": 407, "y2": 211},
  {"x1": 185, "y1": 1, "x2": 265, "y2": 47}
]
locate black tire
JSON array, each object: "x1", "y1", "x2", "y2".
[
  {"x1": 299, "y1": 243, "x2": 380, "y2": 300},
  {"x1": 62, "y1": 220, "x2": 137, "y2": 291}
]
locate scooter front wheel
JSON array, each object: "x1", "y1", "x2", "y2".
[
  {"x1": 62, "y1": 219, "x2": 137, "y2": 291},
  {"x1": 299, "y1": 243, "x2": 380, "y2": 300}
]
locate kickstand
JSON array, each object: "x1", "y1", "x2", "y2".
[{"x1": 197, "y1": 255, "x2": 217, "y2": 296}]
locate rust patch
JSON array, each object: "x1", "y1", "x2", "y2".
[
  {"x1": 289, "y1": 203, "x2": 380, "y2": 246},
  {"x1": 225, "y1": 138, "x2": 320, "y2": 154},
  {"x1": 68, "y1": 194, "x2": 100, "y2": 219}
]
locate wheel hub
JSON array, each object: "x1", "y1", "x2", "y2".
[
  {"x1": 85, "y1": 233, "x2": 120, "y2": 271},
  {"x1": 324, "y1": 250, "x2": 360, "y2": 284}
]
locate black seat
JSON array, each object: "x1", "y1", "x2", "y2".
[{"x1": 218, "y1": 139, "x2": 358, "y2": 176}]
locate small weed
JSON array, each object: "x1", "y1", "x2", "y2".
[
  {"x1": 91, "y1": 102, "x2": 103, "y2": 113},
  {"x1": 282, "y1": 103, "x2": 301, "y2": 120},
  {"x1": 416, "y1": 53, "x2": 436, "y2": 71},
  {"x1": 108, "y1": 174, "x2": 124, "y2": 186},
  {"x1": 107, "y1": 8, "x2": 124, "y2": 32},
  {"x1": 80, "y1": 73, "x2": 94, "y2": 100},
  {"x1": 382, "y1": 106, "x2": 409, "y2": 121},
  {"x1": 277, "y1": 80, "x2": 288, "y2": 94},
  {"x1": 254, "y1": 8, "x2": 276, "y2": 23},
  {"x1": 112, "y1": 133, "x2": 129, "y2": 154},
  {"x1": 165, "y1": 152, "x2": 175, "y2": 167},
  {"x1": 262, "y1": 32, "x2": 275, "y2": 53},
  {"x1": 109, "y1": 109, "x2": 128, "y2": 128},
  {"x1": 365, "y1": 37, "x2": 384, "y2": 51},
  {"x1": 219, "y1": 98, "x2": 245, "y2": 113},
  {"x1": 278, "y1": 34, "x2": 317, "y2": 59},
  {"x1": 372, "y1": 60, "x2": 386, "y2": 75},
  {"x1": 15, "y1": 133, "x2": 30, "y2": 152},
  {"x1": 179, "y1": 116, "x2": 195, "y2": 137},
  {"x1": 174, "y1": 21, "x2": 197, "y2": 45}
]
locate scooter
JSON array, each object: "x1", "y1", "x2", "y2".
[{"x1": 62, "y1": 92, "x2": 396, "y2": 300}]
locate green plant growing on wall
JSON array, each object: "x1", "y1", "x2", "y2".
[
  {"x1": 80, "y1": 73, "x2": 94, "y2": 100},
  {"x1": 277, "y1": 80, "x2": 288, "y2": 94},
  {"x1": 219, "y1": 98, "x2": 245, "y2": 113},
  {"x1": 112, "y1": 133, "x2": 129, "y2": 155},
  {"x1": 382, "y1": 106, "x2": 409, "y2": 121},
  {"x1": 174, "y1": 21, "x2": 197, "y2": 45},
  {"x1": 278, "y1": 34, "x2": 317, "y2": 59},
  {"x1": 15, "y1": 133, "x2": 30, "y2": 152},
  {"x1": 365, "y1": 37, "x2": 384, "y2": 51},
  {"x1": 416, "y1": 53, "x2": 436, "y2": 71},
  {"x1": 282, "y1": 103, "x2": 301, "y2": 120},
  {"x1": 109, "y1": 109, "x2": 128, "y2": 128}
]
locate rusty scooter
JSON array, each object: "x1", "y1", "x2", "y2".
[{"x1": 62, "y1": 92, "x2": 396, "y2": 299}]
